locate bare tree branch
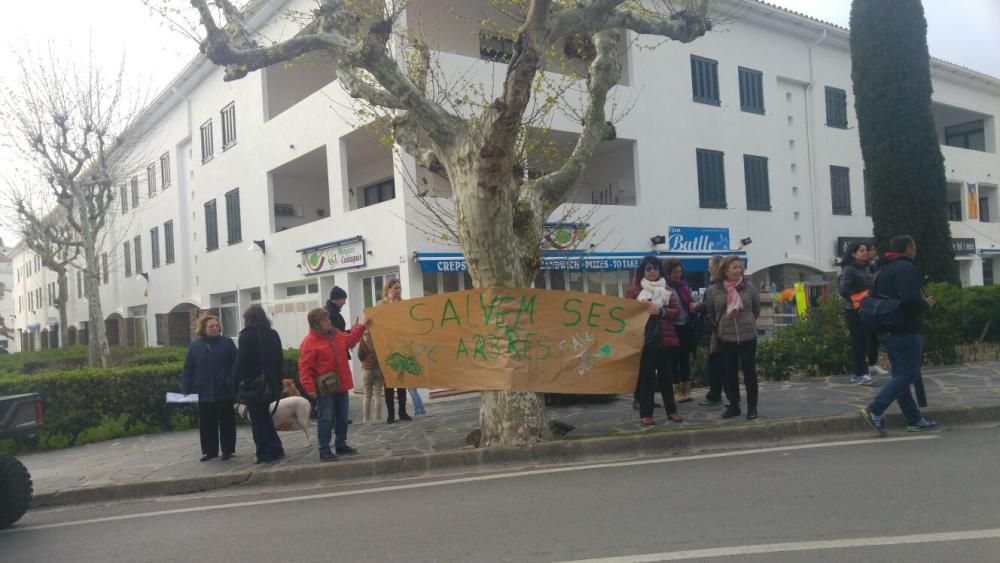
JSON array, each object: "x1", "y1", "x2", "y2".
[{"x1": 529, "y1": 28, "x2": 623, "y2": 209}]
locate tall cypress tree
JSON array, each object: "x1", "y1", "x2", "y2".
[{"x1": 850, "y1": 0, "x2": 958, "y2": 284}]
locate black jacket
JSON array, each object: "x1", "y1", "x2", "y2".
[
  {"x1": 325, "y1": 301, "x2": 347, "y2": 332},
  {"x1": 235, "y1": 326, "x2": 285, "y2": 404},
  {"x1": 872, "y1": 256, "x2": 929, "y2": 334},
  {"x1": 838, "y1": 261, "x2": 874, "y2": 311}
]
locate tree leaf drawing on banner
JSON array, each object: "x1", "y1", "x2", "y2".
[{"x1": 386, "y1": 352, "x2": 423, "y2": 377}]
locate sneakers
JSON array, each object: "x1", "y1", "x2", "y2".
[
  {"x1": 907, "y1": 418, "x2": 939, "y2": 432},
  {"x1": 857, "y1": 374, "x2": 877, "y2": 386},
  {"x1": 319, "y1": 452, "x2": 339, "y2": 462},
  {"x1": 849, "y1": 375, "x2": 860, "y2": 383},
  {"x1": 869, "y1": 365, "x2": 889, "y2": 376},
  {"x1": 859, "y1": 407, "x2": 886, "y2": 435}
]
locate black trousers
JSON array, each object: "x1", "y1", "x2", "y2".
[
  {"x1": 198, "y1": 401, "x2": 236, "y2": 456},
  {"x1": 705, "y1": 352, "x2": 724, "y2": 401},
  {"x1": 844, "y1": 309, "x2": 876, "y2": 376},
  {"x1": 384, "y1": 387, "x2": 407, "y2": 415},
  {"x1": 672, "y1": 324, "x2": 694, "y2": 384},
  {"x1": 638, "y1": 346, "x2": 678, "y2": 418},
  {"x1": 721, "y1": 340, "x2": 758, "y2": 409},
  {"x1": 247, "y1": 402, "x2": 284, "y2": 461}
]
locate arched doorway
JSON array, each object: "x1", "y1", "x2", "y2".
[
  {"x1": 105, "y1": 313, "x2": 123, "y2": 347},
  {"x1": 158, "y1": 303, "x2": 200, "y2": 347},
  {"x1": 68, "y1": 325, "x2": 78, "y2": 346}
]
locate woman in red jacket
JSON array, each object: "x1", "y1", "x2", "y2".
[
  {"x1": 626, "y1": 256, "x2": 683, "y2": 425},
  {"x1": 298, "y1": 308, "x2": 367, "y2": 462}
]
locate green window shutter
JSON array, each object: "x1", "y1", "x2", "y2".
[
  {"x1": 697, "y1": 149, "x2": 726, "y2": 209},
  {"x1": 205, "y1": 200, "x2": 219, "y2": 251},
  {"x1": 691, "y1": 55, "x2": 720, "y2": 106},
  {"x1": 831, "y1": 165, "x2": 852, "y2": 215},
  {"x1": 825, "y1": 87, "x2": 848, "y2": 128},
  {"x1": 744, "y1": 155, "x2": 771, "y2": 211},
  {"x1": 739, "y1": 67, "x2": 764, "y2": 114}
]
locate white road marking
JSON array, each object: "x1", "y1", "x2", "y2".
[
  {"x1": 556, "y1": 528, "x2": 1000, "y2": 562},
  {"x1": 3, "y1": 434, "x2": 938, "y2": 534}
]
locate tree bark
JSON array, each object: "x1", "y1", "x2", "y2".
[
  {"x1": 76, "y1": 195, "x2": 111, "y2": 367},
  {"x1": 56, "y1": 272, "x2": 69, "y2": 348}
]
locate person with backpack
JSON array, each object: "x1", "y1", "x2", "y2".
[
  {"x1": 838, "y1": 242, "x2": 878, "y2": 386},
  {"x1": 235, "y1": 305, "x2": 285, "y2": 464},
  {"x1": 859, "y1": 235, "x2": 939, "y2": 434}
]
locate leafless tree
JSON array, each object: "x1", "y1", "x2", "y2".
[
  {"x1": 161, "y1": 0, "x2": 713, "y2": 446},
  {"x1": 2, "y1": 189, "x2": 82, "y2": 348},
  {"x1": 1, "y1": 49, "x2": 147, "y2": 367}
]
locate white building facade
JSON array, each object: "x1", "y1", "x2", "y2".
[{"x1": 10, "y1": 0, "x2": 1000, "y2": 352}]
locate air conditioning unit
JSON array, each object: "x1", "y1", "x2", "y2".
[{"x1": 274, "y1": 203, "x2": 304, "y2": 217}]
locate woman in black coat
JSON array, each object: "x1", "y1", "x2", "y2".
[
  {"x1": 838, "y1": 242, "x2": 878, "y2": 386},
  {"x1": 182, "y1": 315, "x2": 238, "y2": 462},
  {"x1": 235, "y1": 305, "x2": 286, "y2": 464}
]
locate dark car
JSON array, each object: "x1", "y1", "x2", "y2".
[{"x1": 0, "y1": 393, "x2": 44, "y2": 529}]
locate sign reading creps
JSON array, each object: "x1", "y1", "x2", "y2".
[
  {"x1": 299, "y1": 237, "x2": 366, "y2": 274},
  {"x1": 363, "y1": 288, "x2": 648, "y2": 393}
]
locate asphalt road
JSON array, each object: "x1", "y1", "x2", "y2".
[{"x1": 3, "y1": 425, "x2": 999, "y2": 562}]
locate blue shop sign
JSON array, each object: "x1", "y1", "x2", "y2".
[
  {"x1": 415, "y1": 251, "x2": 743, "y2": 274},
  {"x1": 667, "y1": 226, "x2": 730, "y2": 252}
]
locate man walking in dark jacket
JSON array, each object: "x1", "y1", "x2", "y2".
[{"x1": 860, "y1": 235, "x2": 939, "y2": 434}]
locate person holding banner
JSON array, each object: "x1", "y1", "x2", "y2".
[
  {"x1": 627, "y1": 256, "x2": 683, "y2": 426},
  {"x1": 839, "y1": 242, "x2": 878, "y2": 386},
  {"x1": 298, "y1": 308, "x2": 367, "y2": 461},
  {"x1": 705, "y1": 256, "x2": 761, "y2": 420},
  {"x1": 378, "y1": 280, "x2": 416, "y2": 423}
]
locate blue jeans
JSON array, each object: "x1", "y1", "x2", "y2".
[
  {"x1": 317, "y1": 392, "x2": 350, "y2": 454},
  {"x1": 868, "y1": 334, "x2": 923, "y2": 424},
  {"x1": 408, "y1": 388, "x2": 426, "y2": 415}
]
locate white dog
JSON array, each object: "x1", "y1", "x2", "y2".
[{"x1": 237, "y1": 396, "x2": 312, "y2": 445}]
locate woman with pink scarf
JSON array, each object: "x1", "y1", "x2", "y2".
[{"x1": 704, "y1": 256, "x2": 761, "y2": 420}]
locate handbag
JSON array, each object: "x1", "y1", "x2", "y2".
[
  {"x1": 237, "y1": 328, "x2": 275, "y2": 406},
  {"x1": 315, "y1": 370, "x2": 342, "y2": 396},
  {"x1": 643, "y1": 314, "x2": 661, "y2": 348}
]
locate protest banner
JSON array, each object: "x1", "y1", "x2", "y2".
[{"x1": 363, "y1": 288, "x2": 649, "y2": 394}]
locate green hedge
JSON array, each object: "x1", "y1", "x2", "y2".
[
  {"x1": 757, "y1": 296, "x2": 851, "y2": 381},
  {"x1": 758, "y1": 284, "x2": 1000, "y2": 380},
  {"x1": 0, "y1": 362, "x2": 192, "y2": 447},
  {"x1": 0, "y1": 346, "x2": 188, "y2": 375}
]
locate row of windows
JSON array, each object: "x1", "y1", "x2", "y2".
[
  {"x1": 201, "y1": 102, "x2": 237, "y2": 163},
  {"x1": 695, "y1": 148, "x2": 868, "y2": 216},
  {"x1": 123, "y1": 220, "x2": 176, "y2": 278},
  {"x1": 16, "y1": 256, "x2": 42, "y2": 283},
  {"x1": 121, "y1": 153, "x2": 171, "y2": 215},
  {"x1": 690, "y1": 54, "x2": 848, "y2": 127},
  {"x1": 205, "y1": 189, "x2": 242, "y2": 252}
]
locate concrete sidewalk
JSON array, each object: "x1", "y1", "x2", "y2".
[{"x1": 20, "y1": 362, "x2": 1000, "y2": 507}]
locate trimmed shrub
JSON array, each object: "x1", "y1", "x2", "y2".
[
  {"x1": 757, "y1": 296, "x2": 851, "y2": 381},
  {"x1": 0, "y1": 362, "x2": 189, "y2": 447}
]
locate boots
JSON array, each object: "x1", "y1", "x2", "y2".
[
  {"x1": 398, "y1": 406, "x2": 413, "y2": 421},
  {"x1": 678, "y1": 382, "x2": 693, "y2": 403}
]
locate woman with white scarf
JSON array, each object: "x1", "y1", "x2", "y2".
[
  {"x1": 626, "y1": 256, "x2": 684, "y2": 426},
  {"x1": 704, "y1": 256, "x2": 761, "y2": 420}
]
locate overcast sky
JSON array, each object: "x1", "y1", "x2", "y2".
[{"x1": 1, "y1": 0, "x2": 997, "y2": 247}]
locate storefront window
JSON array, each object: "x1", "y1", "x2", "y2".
[
  {"x1": 586, "y1": 272, "x2": 604, "y2": 294},
  {"x1": 422, "y1": 271, "x2": 439, "y2": 295},
  {"x1": 549, "y1": 271, "x2": 566, "y2": 290},
  {"x1": 442, "y1": 272, "x2": 461, "y2": 293}
]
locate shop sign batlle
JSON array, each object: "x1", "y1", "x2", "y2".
[
  {"x1": 300, "y1": 238, "x2": 366, "y2": 274},
  {"x1": 667, "y1": 226, "x2": 731, "y2": 252}
]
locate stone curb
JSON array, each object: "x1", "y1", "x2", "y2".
[{"x1": 31, "y1": 403, "x2": 1000, "y2": 509}]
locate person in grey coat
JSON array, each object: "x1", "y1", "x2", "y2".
[
  {"x1": 704, "y1": 256, "x2": 761, "y2": 420},
  {"x1": 182, "y1": 315, "x2": 238, "y2": 461}
]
